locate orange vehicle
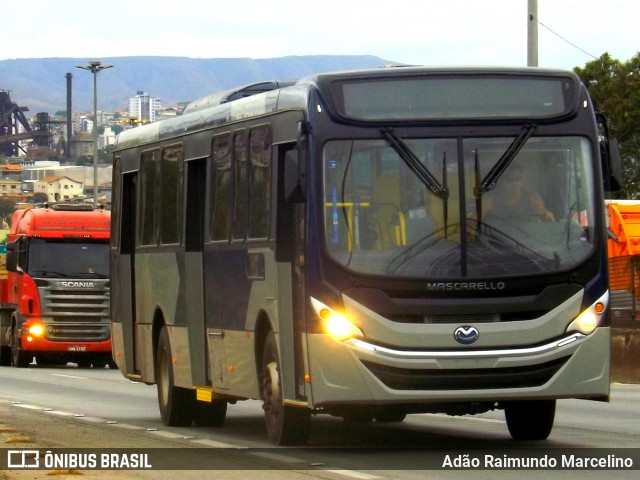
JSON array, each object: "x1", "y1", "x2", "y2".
[
  {"x1": 606, "y1": 200, "x2": 640, "y2": 319},
  {"x1": 0, "y1": 204, "x2": 111, "y2": 367}
]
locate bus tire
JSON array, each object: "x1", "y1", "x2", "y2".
[
  {"x1": 10, "y1": 326, "x2": 30, "y2": 368},
  {"x1": 504, "y1": 399, "x2": 556, "y2": 441},
  {"x1": 374, "y1": 408, "x2": 407, "y2": 423},
  {"x1": 260, "y1": 331, "x2": 310, "y2": 445},
  {"x1": 193, "y1": 400, "x2": 227, "y2": 427},
  {"x1": 156, "y1": 327, "x2": 193, "y2": 426}
]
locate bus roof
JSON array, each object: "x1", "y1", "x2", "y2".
[{"x1": 114, "y1": 66, "x2": 582, "y2": 150}]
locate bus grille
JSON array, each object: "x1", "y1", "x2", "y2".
[{"x1": 361, "y1": 356, "x2": 570, "y2": 390}]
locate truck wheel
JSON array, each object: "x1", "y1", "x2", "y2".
[
  {"x1": 260, "y1": 331, "x2": 310, "y2": 445},
  {"x1": 11, "y1": 327, "x2": 30, "y2": 368},
  {"x1": 505, "y1": 399, "x2": 556, "y2": 441},
  {"x1": 156, "y1": 327, "x2": 193, "y2": 426}
]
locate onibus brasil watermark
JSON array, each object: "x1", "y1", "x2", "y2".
[{"x1": 6, "y1": 449, "x2": 151, "y2": 470}]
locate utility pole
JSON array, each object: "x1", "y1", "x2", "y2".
[
  {"x1": 75, "y1": 61, "x2": 113, "y2": 205},
  {"x1": 527, "y1": 0, "x2": 539, "y2": 67}
]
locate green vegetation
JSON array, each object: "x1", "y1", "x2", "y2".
[{"x1": 575, "y1": 52, "x2": 640, "y2": 198}]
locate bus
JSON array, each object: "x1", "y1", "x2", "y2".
[{"x1": 110, "y1": 67, "x2": 620, "y2": 445}]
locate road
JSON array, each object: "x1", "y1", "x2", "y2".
[{"x1": 0, "y1": 364, "x2": 639, "y2": 479}]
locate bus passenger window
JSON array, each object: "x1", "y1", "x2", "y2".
[
  {"x1": 233, "y1": 131, "x2": 248, "y2": 240},
  {"x1": 210, "y1": 134, "x2": 232, "y2": 241},
  {"x1": 249, "y1": 125, "x2": 272, "y2": 239},
  {"x1": 140, "y1": 150, "x2": 158, "y2": 246},
  {"x1": 160, "y1": 145, "x2": 184, "y2": 244}
]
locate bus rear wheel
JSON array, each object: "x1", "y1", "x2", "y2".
[
  {"x1": 504, "y1": 399, "x2": 556, "y2": 441},
  {"x1": 156, "y1": 327, "x2": 193, "y2": 426},
  {"x1": 260, "y1": 331, "x2": 310, "y2": 445}
]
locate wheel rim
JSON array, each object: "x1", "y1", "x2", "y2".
[
  {"x1": 158, "y1": 347, "x2": 170, "y2": 407},
  {"x1": 262, "y1": 361, "x2": 281, "y2": 426}
]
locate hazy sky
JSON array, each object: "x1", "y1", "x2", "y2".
[{"x1": 2, "y1": 0, "x2": 637, "y2": 69}]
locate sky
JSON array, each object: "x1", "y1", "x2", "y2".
[{"x1": 1, "y1": 0, "x2": 637, "y2": 69}]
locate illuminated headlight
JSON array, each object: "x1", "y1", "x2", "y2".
[
  {"x1": 310, "y1": 297, "x2": 363, "y2": 341},
  {"x1": 28, "y1": 324, "x2": 44, "y2": 337},
  {"x1": 566, "y1": 291, "x2": 609, "y2": 335}
]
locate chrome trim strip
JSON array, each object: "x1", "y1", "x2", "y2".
[{"x1": 347, "y1": 333, "x2": 586, "y2": 359}]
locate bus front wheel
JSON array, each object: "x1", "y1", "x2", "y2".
[
  {"x1": 504, "y1": 399, "x2": 556, "y2": 441},
  {"x1": 156, "y1": 327, "x2": 193, "y2": 426},
  {"x1": 260, "y1": 331, "x2": 310, "y2": 445}
]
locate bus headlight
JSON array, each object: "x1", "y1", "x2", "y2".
[
  {"x1": 310, "y1": 297, "x2": 363, "y2": 341},
  {"x1": 566, "y1": 291, "x2": 608, "y2": 335}
]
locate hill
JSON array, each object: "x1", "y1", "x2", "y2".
[{"x1": 0, "y1": 55, "x2": 392, "y2": 114}]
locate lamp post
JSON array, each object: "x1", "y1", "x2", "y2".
[{"x1": 76, "y1": 61, "x2": 113, "y2": 205}]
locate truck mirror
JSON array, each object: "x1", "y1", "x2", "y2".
[{"x1": 5, "y1": 241, "x2": 19, "y2": 273}]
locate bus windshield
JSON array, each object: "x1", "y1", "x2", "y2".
[{"x1": 322, "y1": 135, "x2": 596, "y2": 279}]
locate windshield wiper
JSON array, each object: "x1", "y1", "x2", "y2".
[
  {"x1": 381, "y1": 128, "x2": 449, "y2": 199},
  {"x1": 475, "y1": 124, "x2": 537, "y2": 196}
]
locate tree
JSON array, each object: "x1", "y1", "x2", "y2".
[
  {"x1": 0, "y1": 198, "x2": 15, "y2": 221},
  {"x1": 574, "y1": 52, "x2": 640, "y2": 198},
  {"x1": 31, "y1": 192, "x2": 49, "y2": 204}
]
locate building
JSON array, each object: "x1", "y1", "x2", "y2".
[
  {"x1": 0, "y1": 179, "x2": 22, "y2": 197},
  {"x1": 129, "y1": 91, "x2": 162, "y2": 124},
  {"x1": 34, "y1": 176, "x2": 84, "y2": 203}
]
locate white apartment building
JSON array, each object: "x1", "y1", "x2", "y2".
[
  {"x1": 34, "y1": 176, "x2": 84, "y2": 202},
  {"x1": 129, "y1": 91, "x2": 162, "y2": 124}
]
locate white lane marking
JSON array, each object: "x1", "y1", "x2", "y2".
[
  {"x1": 12, "y1": 404, "x2": 41, "y2": 410},
  {"x1": 76, "y1": 416, "x2": 108, "y2": 423},
  {"x1": 51, "y1": 374, "x2": 86, "y2": 380},
  {"x1": 46, "y1": 410, "x2": 76, "y2": 416},
  {"x1": 248, "y1": 451, "x2": 305, "y2": 463},
  {"x1": 148, "y1": 430, "x2": 186, "y2": 439},
  {"x1": 191, "y1": 438, "x2": 238, "y2": 448},
  {"x1": 112, "y1": 423, "x2": 145, "y2": 430},
  {"x1": 325, "y1": 470, "x2": 382, "y2": 480}
]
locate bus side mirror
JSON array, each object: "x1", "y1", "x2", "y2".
[
  {"x1": 5, "y1": 241, "x2": 20, "y2": 273},
  {"x1": 284, "y1": 149, "x2": 307, "y2": 203},
  {"x1": 600, "y1": 138, "x2": 622, "y2": 194}
]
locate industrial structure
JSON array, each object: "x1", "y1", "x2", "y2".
[{"x1": 0, "y1": 90, "x2": 55, "y2": 156}]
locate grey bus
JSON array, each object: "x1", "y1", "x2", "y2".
[{"x1": 110, "y1": 67, "x2": 618, "y2": 445}]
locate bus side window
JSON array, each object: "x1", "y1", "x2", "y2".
[
  {"x1": 160, "y1": 144, "x2": 184, "y2": 245},
  {"x1": 232, "y1": 130, "x2": 248, "y2": 240},
  {"x1": 140, "y1": 150, "x2": 158, "y2": 246},
  {"x1": 210, "y1": 134, "x2": 232, "y2": 241},
  {"x1": 249, "y1": 125, "x2": 272, "y2": 239}
]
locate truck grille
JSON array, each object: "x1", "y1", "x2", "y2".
[{"x1": 37, "y1": 280, "x2": 110, "y2": 342}]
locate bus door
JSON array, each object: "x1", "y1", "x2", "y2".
[
  {"x1": 184, "y1": 158, "x2": 208, "y2": 387},
  {"x1": 118, "y1": 171, "x2": 137, "y2": 375}
]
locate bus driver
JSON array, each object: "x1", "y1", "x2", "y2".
[{"x1": 484, "y1": 164, "x2": 556, "y2": 222}]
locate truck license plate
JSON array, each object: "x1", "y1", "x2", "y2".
[{"x1": 68, "y1": 345, "x2": 87, "y2": 352}]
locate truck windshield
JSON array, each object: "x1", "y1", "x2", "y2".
[
  {"x1": 322, "y1": 135, "x2": 596, "y2": 279},
  {"x1": 26, "y1": 239, "x2": 109, "y2": 278}
]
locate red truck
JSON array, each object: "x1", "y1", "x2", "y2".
[{"x1": 0, "y1": 204, "x2": 111, "y2": 368}]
